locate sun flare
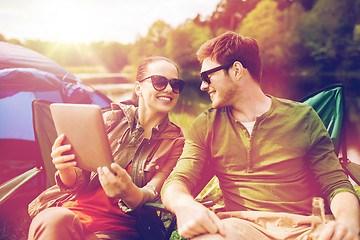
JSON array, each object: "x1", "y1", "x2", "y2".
[{"x1": 51, "y1": 12, "x2": 97, "y2": 43}]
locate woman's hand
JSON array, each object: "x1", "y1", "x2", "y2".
[
  {"x1": 98, "y1": 163, "x2": 143, "y2": 208},
  {"x1": 50, "y1": 134, "x2": 76, "y2": 187},
  {"x1": 97, "y1": 163, "x2": 133, "y2": 199}
]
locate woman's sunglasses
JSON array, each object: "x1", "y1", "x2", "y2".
[{"x1": 140, "y1": 75, "x2": 185, "y2": 94}]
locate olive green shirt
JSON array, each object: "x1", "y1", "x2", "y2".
[{"x1": 162, "y1": 96, "x2": 355, "y2": 215}]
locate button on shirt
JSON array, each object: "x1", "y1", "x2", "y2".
[{"x1": 163, "y1": 96, "x2": 355, "y2": 215}]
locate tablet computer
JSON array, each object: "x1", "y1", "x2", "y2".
[{"x1": 50, "y1": 103, "x2": 113, "y2": 172}]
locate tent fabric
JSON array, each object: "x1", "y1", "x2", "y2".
[
  {"x1": 0, "y1": 92, "x2": 39, "y2": 141},
  {"x1": 0, "y1": 67, "x2": 111, "y2": 107},
  {"x1": 0, "y1": 68, "x2": 63, "y2": 93},
  {"x1": 0, "y1": 68, "x2": 110, "y2": 141},
  {"x1": 0, "y1": 43, "x2": 112, "y2": 204},
  {"x1": 0, "y1": 42, "x2": 78, "y2": 81}
]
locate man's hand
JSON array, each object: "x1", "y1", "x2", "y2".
[
  {"x1": 175, "y1": 197, "x2": 225, "y2": 239},
  {"x1": 317, "y1": 221, "x2": 359, "y2": 240},
  {"x1": 325, "y1": 191, "x2": 360, "y2": 240},
  {"x1": 162, "y1": 182, "x2": 226, "y2": 239}
]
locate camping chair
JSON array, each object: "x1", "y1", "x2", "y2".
[
  {"x1": 0, "y1": 167, "x2": 42, "y2": 205},
  {"x1": 30, "y1": 99, "x2": 176, "y2": 240},
  {"x1": 300, "y1": 83, "x2": 360, "y2": 185}
]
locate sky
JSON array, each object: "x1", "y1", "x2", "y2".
[{"x1": 0, "y1": 0, "x2": 220, "y2": 44}]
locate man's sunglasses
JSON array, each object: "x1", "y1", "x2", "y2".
[
  {"x1": 200, "y1": 62, "x2": 235, "y2": 84},
  {"x1": 140, "y1": 75, "x2": 185, "y2": 94}
]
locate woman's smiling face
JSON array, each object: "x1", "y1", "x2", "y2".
[{"x1": 136, "y1": 60, "x2": 180, "y2": 114}]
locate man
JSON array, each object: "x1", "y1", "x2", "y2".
[{"x1": 161, "y1": 31, "x2": 360, "y2": 240}]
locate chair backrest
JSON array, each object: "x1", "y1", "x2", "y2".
[
  {"x1": 32, "y1": 99, "x2": 58, "y2": 187},
  {"x1": 301, "y1": 84, "x2": 360, "y2": 186},
  {"x1": 300, "y1": 83, "x2": 344, "y2": 155}
]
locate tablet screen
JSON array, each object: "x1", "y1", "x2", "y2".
[{"x1": 50, "y1": 103, "x2": 114, "y2": 172}]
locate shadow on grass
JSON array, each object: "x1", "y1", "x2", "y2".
[{"x1": 0, "y1": 196, "x2": 32, "y2": 240}]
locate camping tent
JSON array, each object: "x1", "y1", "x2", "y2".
[{"x1": 0, "y1": 42, "x2": 112, "y2": 202}]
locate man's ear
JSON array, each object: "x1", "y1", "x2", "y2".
[
  {"x1": 233, "y1": 61, "x2": 245, "y2": 80},
  {"x1": 135, "y1": 81, "x2": 142, "y2": 97}
]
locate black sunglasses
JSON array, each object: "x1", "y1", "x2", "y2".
[
  {"x1": 200, "y1": 62, "x2": 235, "y2": 84},
  {"x1": 140, "y1": 75, "x2": 185, "y2": 94}
]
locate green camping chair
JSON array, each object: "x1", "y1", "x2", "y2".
[
  {"x1": 301, "y1": 83, "x2": 360, "y2": 185},
  {"x1": 30, "y1": 99, "x2": 176, "y2": 240}
]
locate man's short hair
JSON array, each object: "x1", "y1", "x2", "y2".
[{"x1": 196, "y1": 31, "x2": 262, "y2": 83}]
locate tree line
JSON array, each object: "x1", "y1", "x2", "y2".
[
  {"x1": 1, "y1": 0, "x2": 359, "y2": 79},
  {"x1": 1, "y1": 0, "x2": 360, "y2": 149}
]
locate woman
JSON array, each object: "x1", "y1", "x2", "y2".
[{"x1": 28, "y1": 56, "x2": 185, "y2": 240}]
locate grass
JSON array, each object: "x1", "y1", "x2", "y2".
[{"x1": 0, "y1": 197, "x2": 32, "y2": 240}]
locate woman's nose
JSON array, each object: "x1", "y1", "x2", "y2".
[{"x1": 164, "y1": 82, "x2": 173, "y2": 92}]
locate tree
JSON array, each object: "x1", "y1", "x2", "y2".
[
  {"x1": 98, "y1": 42, "x2": 130, "y2": 72},
  {"x1": 237, "y1": 0, "x2": 305, "y2": 72},
  {"x1": 146, "y1": 20, "x2": 171, "y2": 49},
  {"x1": 206, "y1": 0, "x2": 261, "y2": 34},
  {"x1": 128, "y1": 20, "x2": 172, "y2": 66},
  {"x1": 299, "y1": 0, "x2": 360, "y2": 71},
  {"x1": 0, "y1": 33, "x2": 7, "y2": 42},
  {"x1": 8, "y1": 39, "x2": 22, "y2": 45},
  {"x1": 166, "y1": 22, "x2": 212, "y2": 71}
]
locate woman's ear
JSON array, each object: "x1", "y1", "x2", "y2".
[{"x1": 135, "y1": 81, "x2": 142, "y2": 97}]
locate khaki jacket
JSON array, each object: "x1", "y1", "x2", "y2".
[{"x1": 55, "y1": 101, "x2": 185, "y2": 210}]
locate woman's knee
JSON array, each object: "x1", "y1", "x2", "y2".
[
  {"x1": 31, "y1": 207, "x2": 78, "y2": 227},
  {"x1": 28, "y1": 207, "x2": 83, "y2": 240}
]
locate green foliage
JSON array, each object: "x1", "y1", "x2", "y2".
[
  {"x1": 0, "y1": 33, "x2": 6, "y2": 42},
  {"x1": 146, "y1": 20, "x2": 172, "y2": 50},
  {"x1": 237, "y1": 0, "x2": 305, "y2": 72},
  {"x1": 98, "y1": 42, "x2": 130, "y2": 72},
  {"x1": 2, "y1": 0, "x2": 359, "y2": 76},
  {"x1": 128, "y1": 20, "x2": 171, "y2": 65},
  {"x1": 299, "y1": 0, "x2": 360, "y2": 71},
  {"x1": 166, "y1": 23, "x2": 212, "y2": 69},
  {"x1": 170, "y1": 230, "x2": 188, "y2": 240},
  {"x1": 206, "y1": 0, "x2": 261, "y2": 32}
]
